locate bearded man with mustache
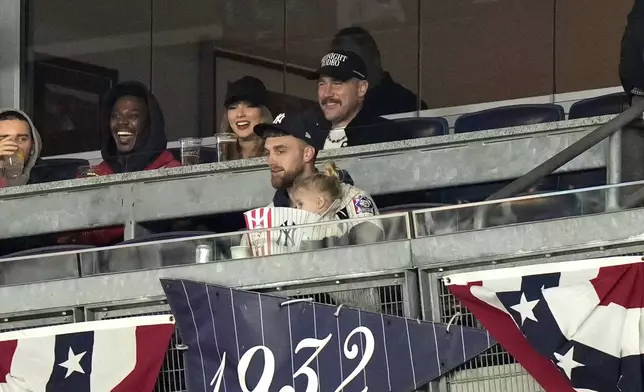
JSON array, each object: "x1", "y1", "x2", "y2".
[{"x1": 310, "y1": 50, "x2": 396, "y2": 149}]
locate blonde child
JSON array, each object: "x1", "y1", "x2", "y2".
[{"x1": 290, "y1": 162, "x2": 342, "y2": 216}]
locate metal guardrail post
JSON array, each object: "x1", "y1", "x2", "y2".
[
  {"x1": 475, "y1": 98, "x2": 644, "y2": 229},
  {"x1": 606, "y1": 129, "x2": 623, "y2": 210}
]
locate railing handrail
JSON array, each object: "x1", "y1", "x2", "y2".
[
  {"x1": 0, "y1": 212, "x2": 409, "y2": 264},
  {"x1": 412, "y1": 177, "x2": 644, "y2": 216},
  {"x1": 475, "y1": 97, "x2": 644, "y2": 228}
]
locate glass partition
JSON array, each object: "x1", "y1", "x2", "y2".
[
  {"x1": 24, "y1": 0, "x2": 152, "y2": 156},
  {"x1": 412, "y1": 181, "x2": 644, "y2": 237},
  {"x1": 22, "y1": 0, "x2": 633, "y2": 160},
  {"x1": 420, "y1": 0, "x2": 555, "y2": 109},
  {"x1": 0, "y1": 213, "x2": 409, "y2": 286}
]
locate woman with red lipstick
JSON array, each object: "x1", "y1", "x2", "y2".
[{"x1": 218, "y1": 76, "x2": 273, "y2": 160}]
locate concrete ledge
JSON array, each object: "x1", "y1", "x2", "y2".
[{"x1": 0, "y1": 241, "x2": 411, "y2": 314}]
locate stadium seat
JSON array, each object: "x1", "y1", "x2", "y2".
[
  {"x1": 348, "y1": 117, "x2": 448, "y2": 146},
  {"x1": 0, "y1": 245, "x2": 95, "y2": 285},
  {"x1": 454, "y1": 104, "x2": 565, "y2": 133},
  {"x1": 568, "y1": 92, "x2": 629, "y2": 119},
  {"x1": 101, "y1": 231, "x2": 222, "y2": 273},
  {"x1": 38, "y1": 158, "x2": 89, "y2": 180},
  {"x1": 391, "y1": 117, "x2": 449, "y2": 138}
]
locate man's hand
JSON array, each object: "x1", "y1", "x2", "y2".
[{"x1": 0, "y1": 139, "x2": 19, "y2": 157}]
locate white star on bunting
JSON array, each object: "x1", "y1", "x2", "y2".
[
  {"x1": 510, "y1": 293, "x2": 539, "y2": 325},
  {"x1": 58, "y1": 347, "x2": 87, "y2": 378},
  {"x1": 555, "y1": 346, "x2": 584, "y2": 379}
]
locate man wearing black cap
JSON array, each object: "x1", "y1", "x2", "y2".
[
  {"x1": 313, "y1": 50, "x2": 395, "y2": 148},
  {"x1": 254, "y1": 112, "x2": 384, "y2": 245}
]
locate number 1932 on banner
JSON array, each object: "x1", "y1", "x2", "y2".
[
  {"x1": 210, "y1": 327, "x2": 374, "y2": 392},
  {"x1": 162, "y1": 279, "x2": 497, "y2": 392}
]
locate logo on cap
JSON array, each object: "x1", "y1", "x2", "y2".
[
  {"x1": 320, "y1": 52, "x2": 348, "y2": 68},
  {"x1": 305, "y1": 132, "x2": 311, "y2": 139},
  {"x1": 273, "y1": 113, "x2": 286, "y2": 124}
]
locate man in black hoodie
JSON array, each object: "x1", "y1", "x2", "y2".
[
  {"x1": 60, "y1": 81, "x2": 180, "y2": 247},
  {"x1": 93, "y1": 81, "x2": 180, "y2": 176},
  {"x1": 620, "y1": 0, "x2": 644, "y2": 107}
]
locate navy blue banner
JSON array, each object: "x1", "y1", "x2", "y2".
[{"x1": 162, "y1": 279, "x2": 495, "y2": 392}]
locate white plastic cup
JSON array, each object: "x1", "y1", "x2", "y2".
[
  {"x1": 3, "y1": 152, "x2": 24, "y2": 178},
  {"x1": 230, "y1": 246, "x2": 251, "y2": 259},
  {"x1": 179, "y1": 137, "x2": 202, "y2": 165}
]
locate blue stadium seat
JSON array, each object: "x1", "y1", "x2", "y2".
[
  {"x1": 568, "y1": 93, "x2": 629, "y2": 119},
  {"x1": 348, "y1": 116, "x2": 448, "y2": 145},
  {"x1": 37, "y1": 158, "x2": 90, "y2": 181},
  {"x1": 391, "y1": 117, "x2": 449, "y2": 138},
  {"x1": 454, "y1": 104, "x2": 565, "y2": 133}
]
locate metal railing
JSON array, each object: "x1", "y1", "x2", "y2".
[
  {"x1": 5, "y1": 188, "x2": 644, "y2": 391},
  {"x1": 474, "y1": 97, "x2": 644, "y2": 229}
]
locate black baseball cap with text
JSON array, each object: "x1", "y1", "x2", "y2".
[
  {"x1": 254, "y1": 111, "x2": 326, "y2": 151},
  {"x1": 311, "y1": 50, "x2": 368, "y2": 82}
]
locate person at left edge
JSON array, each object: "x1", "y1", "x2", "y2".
[
  {"x1": 0, "y1": 109, "x2": 75, "y2": 188},
  {"x1": 60, "y1": 81, "x2": 180, "y2": 246}
]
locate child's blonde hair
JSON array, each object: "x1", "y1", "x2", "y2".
[{"x1": 291, "y1": 162, "x2": 343, "y2": 201}]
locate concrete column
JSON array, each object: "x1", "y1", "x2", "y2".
[{"x1": 0, "y1": 0, "x2": 22, "y2": 109}]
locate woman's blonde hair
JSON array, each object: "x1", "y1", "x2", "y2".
[
  {"x1": 292, "y1": 162, "x2": 343, "y2": 201},
  {"x1": 218, "y1": 104, "x2": 273, "y2": 160}
]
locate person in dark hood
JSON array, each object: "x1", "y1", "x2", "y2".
[
  {"x1": 330, "y1": 26, "x2": 427, "y2": 116},
  {"x1": 620, "y1": 0, "x2": 644, "y2": 106},
  {"x1": 93, "y1": 81, "x2": 180, "y2": 175},
  {"x1": 0, "y1": 109, "x2": 72, "y2": 188},
  {"x1": 58, "y1": 82, "x2": 180, "y2": 247}
]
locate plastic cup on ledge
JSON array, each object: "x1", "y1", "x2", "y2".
[
  {"x1": 180, "y1": 137, "x2": 202, "y2": 166},
  {"x1": 230, "y1": 245, "x2": 252, "y2": 259},
  {"x1": 3, "y1": 152, "x2": 24, "y2": 179},
  {"x1": 215, "y1": 133, "x2": 237, "y2": 162}
]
